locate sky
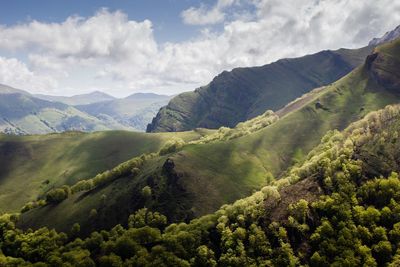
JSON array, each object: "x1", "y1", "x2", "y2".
[{"x1": 0, "y1": 0, "x2": 399, "y2": 97}]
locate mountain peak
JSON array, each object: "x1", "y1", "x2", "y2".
[
  {"x1": 369, "y1": 25, "x2": 400, "y2": 46},
  {"x1": 125, "y1": 92, "x2": 169, "y2": 100},
  {"x1": 84, "y1": 90, "x2": 114, "y2": 98}
]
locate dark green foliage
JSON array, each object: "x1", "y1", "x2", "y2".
[{"x1": 45, "y1": 186, "x2": 70, "y2": 204}]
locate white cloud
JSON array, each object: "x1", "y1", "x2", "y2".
[
  {"x1": 0, "y1": 2, "x2": 399, "y2": 97},
  {"x1": 0, "y1": 9, "x2": 157, "y2": 61},
  {"x1": 181, "y1": 0, "x2": 236, "y2": 25},
  {"x1": 0, "y1": 57, "x2": 58, "y2": 93}
]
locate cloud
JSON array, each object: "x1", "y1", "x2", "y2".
[
  {"x1": 0, "y1": 2, "x2": 399, "y2": 96},
  {"x1": 181, "y1": 0, "x2": 236, "y2": 25},
  {"x1": 0, "y1": 57, "x2": 58, "y2": 93},
  {"x1": 0, "y1": 8, "x2": 157, "y2": 61}
]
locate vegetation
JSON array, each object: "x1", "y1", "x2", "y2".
[
  {"x1": 3, "y1": 104, "x2": 400, "y2": 265},
  {"x1": 190, "y1": 110, "x2": 278, "y2": 144},
  {"x1": 0, "y1": 130, "x2": 205, "y2": 212},
  {"x1": 15, "y1": 39, "x2": 400, "y2": 236},
  {"x1": 147, "y1": 46, "x2": 372, "y2": 132}
]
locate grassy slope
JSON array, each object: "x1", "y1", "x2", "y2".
[
  {"x1": 19, "y1": 40, "x2": 400, "y2": 234},
  {"x1": 0, "y1": 130, "x2": 204, "y2": 212},
  {"x1": 147, "y1": 46, "x2": 372, "y2": 132}
]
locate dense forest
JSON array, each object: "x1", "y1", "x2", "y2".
[{"x1": 2, "y1": 104, "x2": 400, "y2": 266}]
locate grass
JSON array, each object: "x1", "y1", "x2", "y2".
[
  {"x1": 0, "y1": 130, "x2": 204, "y2": 212},
  {"x1": 18, "y1": 40, "x2": 400, "y2": 233}
]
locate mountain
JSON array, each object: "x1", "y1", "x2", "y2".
[
  {"x1": 75, "y1": 93, "x2": 172, "y2": 131},
  {"x1": 35, "y1": 91, "x2": 116, "y2": 105},
  {"x1": 146, "y1": 46, "x2": 373, "y2": 132},
  {"x1": 0, "y1": 87, "x2": 130, "y2": 135},
  {"x1": 17, "y1": 38, "x2": 400, "y2": 235},
  {"x1": 7, "y1": 104, "x2": 400, "y2": 266},
  {"x1": 0, "y1": 86, "x2": 170, "y2": 134},
  {"x1": 0, "y1": 130, "x2": 205, "y2": 212},
  {"x1": 0, "y1": 84, "x2": 30, "y2": 95},
  {"x1": 369, "y1": 25, "x2": 400, "y2": 46}
]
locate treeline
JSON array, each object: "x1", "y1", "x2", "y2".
[
  {"x1": 22, "y1": 111, "x2": 278, "y2": 213},
  {"x1": 21, "y1": 153, "x2": 157, "y2": 212},
  {"x1": 2, "y1": 104, "x2": 400, "y2": 265},
  {"x1": 22, "y1": 135, "x2": 190, "y2": 212},
  {"x1": 191, "y1": 110, "x2": 278, "y2": 144}
]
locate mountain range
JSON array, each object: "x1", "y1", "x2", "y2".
[
  {"x1": 15, "y1": 36, "x2": 400, "y2": 234},
  {"x1": 1, "y1": 25, "x2": 400, "y2": 266},
  {"x1": 0, "y1": 85, "x2": 171, "y2": 134}
]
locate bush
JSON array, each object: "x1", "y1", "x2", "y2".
[
  {"x1": 46, "y1": 187, "x2": 70, "y2": 204},
  {"x1": 159, "y1": 138, "x2": 186, "y2": 155}
]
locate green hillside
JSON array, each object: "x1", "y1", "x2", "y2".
[
  {"x1": 18, "y1": 39, "x2": 400, "y2": 234},
  {"x1": 6, "y1": 103, "x2": 400, "y2": 266},
  {"x1": 0, "y1": 89, "x2": 128, "y2": 134},
  {"x1": 147, "y1": 46, "x2": 373, "y2": 132},
  {"x1": 0, "y1": 130, "x2": 205, "y2": 212},
  {"x1": 75, "y1": 93, "x2": 172, "y2": 131}
]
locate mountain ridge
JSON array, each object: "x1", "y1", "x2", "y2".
[{"x1": 146, "y1": 46, "x2": 373, "y2": 132}]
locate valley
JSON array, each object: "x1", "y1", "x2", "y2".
[{"x1": 0, "y1": 10, "x2": 399, "y2": 266}]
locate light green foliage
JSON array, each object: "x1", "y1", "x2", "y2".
[
  {"x1": 191, "y1": 110, "x2": 278, "y2": 144},
  {"x1": 4, "y1": 105, "x2": 400, "y2": 265},
  {"x1": 159, "y1": 138, "x2": 186, "y2": 155},
  {"x1": 128, "y1": 208, "x2": 167, "y2": 229}
]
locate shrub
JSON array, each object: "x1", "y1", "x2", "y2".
[
  {"x1": 159, "y1": 138, "x2": 186, "y2": 155},
  {"x1": 46, "y1": 187, "x2": 69, "y2": 204}
]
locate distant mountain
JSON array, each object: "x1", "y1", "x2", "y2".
[
  {"x1": 35, "y1": 91, "x2": 116, "y2": 105},
  {"x1": 75, "y1": 93, "x2": 172, "y2": 131},
  {"x1": 147, "y1": 46, "x2": 373, "y2": 132},
  {"x1": 369, "y1": 25, "x2": 400, "y2": 46},
  {"x1": 0, "y1": 86, "x2": 127, "y2": 134},
  {"x1": 0, "y1": 84, "x2": 30, "y2": 95}
]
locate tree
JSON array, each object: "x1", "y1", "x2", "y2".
[
  {"x1": 71, "y1": 223, "x2": 81, "y2": 238},
  {"x1": 46, "y1": 188, "x2": 69, "y2": 203}
]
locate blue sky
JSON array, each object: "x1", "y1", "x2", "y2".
[
  {"x1": 0, "y1": 0, "x2": 215, "y2": 43},
  {"x1": 0, "y1": 0, "x2": 399, "y2": 97}
]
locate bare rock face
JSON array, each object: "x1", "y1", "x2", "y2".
[{"x1": 369, "y1": 25, "x2": 400, "y2": 46}]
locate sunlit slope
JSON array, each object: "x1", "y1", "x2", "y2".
[
  {"x1": 0, "y1": 130, "x2": 204, "y2": 212},
  {"x1": 19, "y1": 39, "x2": 400, "y2": 234},
  {"x1": 147, "y1": 46, "x2": 373, "y2": 132}
]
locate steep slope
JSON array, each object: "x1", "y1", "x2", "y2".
[
  {"x1": 0, "y1": 130, "x2": 205, "y2": 212},
  {"x1": 147, "y1": 46, "x2": 372, "y2": 132},
  {"x1": 369, "y1": 24, "x2": 400, "y2": 46},
  {"x1": 35, "y1": 91, "x2": 116, "y2": 105},
  {"x1": 19, "y1": 39, "x2": 400, "y2": 234},
  {"x1": 0, "y1": 86, "x2": 128, "y2": 134},
  {"x1": 76, "y1": 93, "x2": 172, "y2": 131},
  {"x1": 10, "y1": 104, "x2": 400, "y2": 266}
]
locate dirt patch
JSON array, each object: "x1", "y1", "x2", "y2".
[
  {"x1": 276, "y1": 87, "x2": 325, "y2": 118},
  {"x1": 265, "y1": 177, "x2": 323, "y2": 222}
]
